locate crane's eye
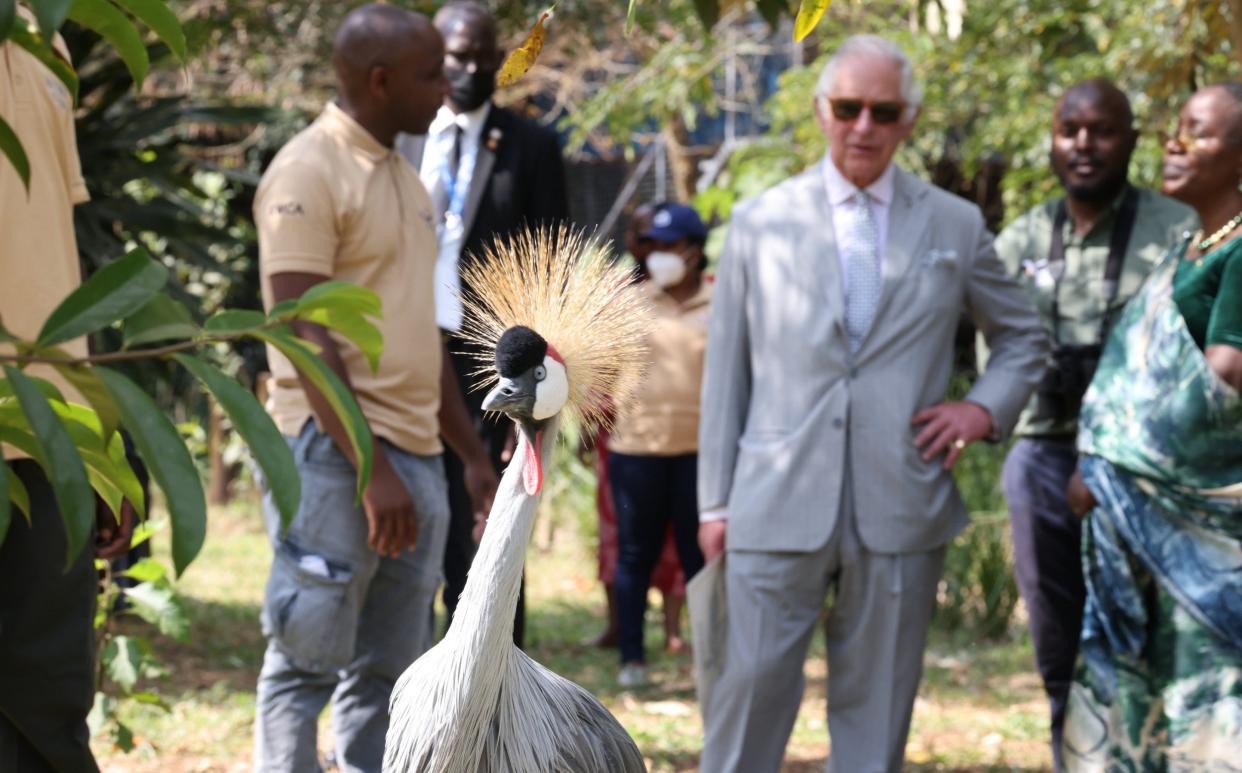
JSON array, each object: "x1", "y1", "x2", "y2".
[{"x1": 533, "y1": 364, "x2": 547, "y2": 382}]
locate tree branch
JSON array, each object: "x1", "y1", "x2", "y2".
[{"x1": 0, "y1": 339, "x2": 205, "y2": 365}]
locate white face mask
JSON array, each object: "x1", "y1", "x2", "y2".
[{"x1": 645, "y1": 251, "x2": 687, "y2": 288}]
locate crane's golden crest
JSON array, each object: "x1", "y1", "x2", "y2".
[{"x1": 458, "y1": 226, "x2": 652, "y2": 436}]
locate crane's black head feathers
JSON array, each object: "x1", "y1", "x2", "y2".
[{"x1": 495, "y1": 326, "x2": 548, "y2": 378}]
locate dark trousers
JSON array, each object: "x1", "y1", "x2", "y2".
[
  {"x1": 0, "y1": 460, "x2": 99, "y2": 773},
  {"x1": 440, "y1": 345, "x2": 525, "y2": 647},
  {"x1": 609, "y1": 451, "x2": 704, "y2": 664},
  {"x1": 1003, "y1": 437, "x2": 1084, "y2": 773}
]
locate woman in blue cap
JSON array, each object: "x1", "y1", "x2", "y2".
[{"x1": 608, "y1": 202, "x2": 713, "y2": 688}]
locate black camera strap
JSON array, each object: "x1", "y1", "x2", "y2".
[{"x1": 1048, "y1": 184, "x2": 1139, "y2": 345}]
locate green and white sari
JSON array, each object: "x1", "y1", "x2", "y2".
[{"x1": 1064, "y1": 249, "x2": 1242, "y2": 771}]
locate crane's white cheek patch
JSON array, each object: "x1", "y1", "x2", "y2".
[{"x1": 531, "y1": 358, "x2": 568, "y2": 420}]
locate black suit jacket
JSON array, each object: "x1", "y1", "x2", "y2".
[
  {"x1": 396, "y1": 104, "x2": 569, "y2": 415},
  {"x1": 396, "y1": 104, "x2": 569, "y2": 271}
]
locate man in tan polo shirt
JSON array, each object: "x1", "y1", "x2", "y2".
[
  {"x1": 0, "y1": 18, "x2": 134, "y2": 772},
  {"x1": 251, "y1": 6, "x2": 497, "y2": 770}
]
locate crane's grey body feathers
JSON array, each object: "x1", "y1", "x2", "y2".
[{"x1": 385, "y1": 419, "x2": 645, "y2": 773}]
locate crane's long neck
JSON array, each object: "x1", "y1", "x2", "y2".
[{"x1": 447, "y1": 416, "x2": 559, "y2": 655}]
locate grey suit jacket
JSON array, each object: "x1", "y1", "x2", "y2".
[{"x1": 698, "y1": 165, "x2": 1048, "y2": 554}]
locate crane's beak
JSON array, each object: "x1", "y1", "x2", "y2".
[{"x1": 482, "y1": 372, "x2": 537, "y2": 420}]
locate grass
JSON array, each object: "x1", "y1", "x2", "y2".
[{"x1": 93, "y1": 499, "x2": 1053, "y2": 772}]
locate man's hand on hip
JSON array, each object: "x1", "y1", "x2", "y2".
[
  {"x1": 912, "y1": 400, "x2": 994, "y2": 470},
  {"x1": 699, "y1": 520, "x2": 727, "y2": 561},
  {"x1": 362, "y1": 452, "x2": 419, "y2": 558}
]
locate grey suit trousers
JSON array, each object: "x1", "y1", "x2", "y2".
[{"x1": 701, "y1": 470, "x2": 946, "y2": 773}]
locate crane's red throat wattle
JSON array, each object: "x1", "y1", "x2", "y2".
[{"x1": 523, "y1": 430, "x2": 544, "y2": 496}]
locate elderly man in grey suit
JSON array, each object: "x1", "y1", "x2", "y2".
[{"x1": 696, "y1": 35, "x2": 1048, "y2": 772}]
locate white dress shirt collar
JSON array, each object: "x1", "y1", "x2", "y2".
[
  {"x1": 822, "y1": 155, "x2": 895, "y2": 206},
  {"x1": 427, "y1": 101, "x2": 491, "y2": 144}
]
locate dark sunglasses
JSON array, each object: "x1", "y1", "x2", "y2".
[{"x1": 828, "y1": 99, "x2": 905, "y2": 125}]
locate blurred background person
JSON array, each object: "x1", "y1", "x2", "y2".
[
  {"x1": 608, "y1": 202, "x2": 712, "y2": 688},
  {"x1": 585, "y1": 202, "x2": 688, "y2": 656}
]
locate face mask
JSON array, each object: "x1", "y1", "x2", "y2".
[
  {"x1": 447, "y1": 67, "x2": 496, "y2": 112},
  {"x1": 645, "y1": 251, "x2": 687, "y2": 288}
]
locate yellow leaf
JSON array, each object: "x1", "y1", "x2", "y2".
[
  {"x1": 793, "y1": 0, "x2": 833, "y2": 42},
  {"x1": 497, "y1": 6, "x2": 554, "y2": 87}
]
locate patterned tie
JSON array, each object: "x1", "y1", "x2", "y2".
[{"x1": 844, "y1": 189, "x2": 881, "y2": 352}]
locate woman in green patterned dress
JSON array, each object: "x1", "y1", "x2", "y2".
[{"x1": 1063, "y1": 83, "x2": 1242, "y2": 770}]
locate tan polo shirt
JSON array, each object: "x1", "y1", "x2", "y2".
[
  {"x1": 256, "y1": 102, "x2": 442, "y2": 456},
  {"x1": 1, "y1": 32, "x2": 89, "y2": 460},
  {"x1": 609, "y1": 279, "x2": 713, "y2": 456}
]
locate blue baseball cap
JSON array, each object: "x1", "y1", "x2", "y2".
[{"x1": 641, "y1": 203, "x2": 707, "y2": 242}]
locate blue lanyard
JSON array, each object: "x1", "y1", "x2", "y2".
[{"x1": 439, "y1": 130, "x2": 470, "y2": 219}]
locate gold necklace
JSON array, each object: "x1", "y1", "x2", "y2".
[{"x1": 1193, "y1": 209, "x2": 1242, "y2": 256}]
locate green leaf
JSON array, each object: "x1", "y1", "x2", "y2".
[
  {"x1": 127, "y1": 518, "x2": 162, "y2": 550},
  {"x1": 0, "y1": 415, "x2": 42, "y2": 460},
  {"x1": 173, "y1": 354, "x2": 300, "y2": 530},
  {"x1": 113, "y1": 720, "x2": 133, "y2": 752},
  {"x1": 8, "y1": 20, "x2": 77, "y2": 103},
  {"x1": 38, "y1": 248, "x2": 168, "y2": 347},
  {"x1": 294, "y1": 281, "x2": 383, "y2": 319},
  {"x1": 97, "y1": 367, "x2": 204, "y2": 576},
  {"x1": 0, "y1": 373, "x2": 65, "y2": 402},
  {"x1": 109, "y1": 0, "x2": 185, "y2": 62},
  {"x1": 120, "y1": 557, "x2": 166, "y2": 583},
  {"x1": 625, "y1": 0, "x2": 637, "y2": 35},
  {"x1": 203, "y1": 309, "x2": 265, "y2": 334},
  {"x1": 67, "y1": 0, "x2": 148, "y2": 89},
  {"x1": 129, "y1": 690, "x2": 171, "y2": 712},
  {"x1": 124, "y1": 581, "x2": 189, "y2": 640},
  {"x1": 692, "y1": 0, "x2": 718, "y2": 30},
  {"x1": 0, "y1": 115, "x2": 30, "y2": 193},
  {"x1": 266, "y1": 299, "x2": 298, "y2": 320},
  {"x1": 48, "y1": 352, "x2": 122, "y2": 439},
  {"x1": 302, "y1": 308, "x2": 383, "y2": 373},
  {"x1": 793, "y1": 0, "x2": 832, "y2": 42},
  {"x1": 3, "y1": 366, "x2": 93, "y2": 568},
  {"x1": 28, "y1": 0, "x2": 72, "y2": 39},
  {"x1": 4, "y1": 462, "x2": 29, "y2": 524},
  {"x1": 52, "y1": 402, "x2": 145, "y2": 519},
  {"x1": 254, "y1": 329, "x2": 372, "y2": 500},
  {"x1": 123, "y1": 293, "x2": 198, "y2": 348},
  {"x1": 102, "y1": 634, "x2": 141, "y2": 692},
  {"x1": 0, "y1": 0, "x2": 15, "y2": 41},
  {"x1": 756, "y1": 0, "x2": 789, "y2": 27}
]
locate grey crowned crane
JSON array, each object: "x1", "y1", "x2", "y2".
[{"x1": 384, "y1": 227, "x2": 651, "y2": 773}]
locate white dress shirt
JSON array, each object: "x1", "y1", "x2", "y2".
[
  {"x1": 419, "y1": 102, "x2": 491, "y2": 332},
  {"x1": 699, "y1": 156, "x2": 896, "y2": 525}
]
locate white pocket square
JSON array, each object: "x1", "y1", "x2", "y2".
[{"x1": 922, "y1": 248, "x2": 959, "y2": 268}]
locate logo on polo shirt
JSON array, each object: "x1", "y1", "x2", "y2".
[{"x1": 270, "y1": 202, "x2": 305, "y2": 216}]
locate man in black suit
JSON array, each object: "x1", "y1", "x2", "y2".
[{"x1": 396, "y1": 0, "x2": 568, "y2": 647}]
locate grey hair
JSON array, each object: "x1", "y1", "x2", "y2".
[{"x1": 814, "y1": 35, "x2": 923, "y2": 123}]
